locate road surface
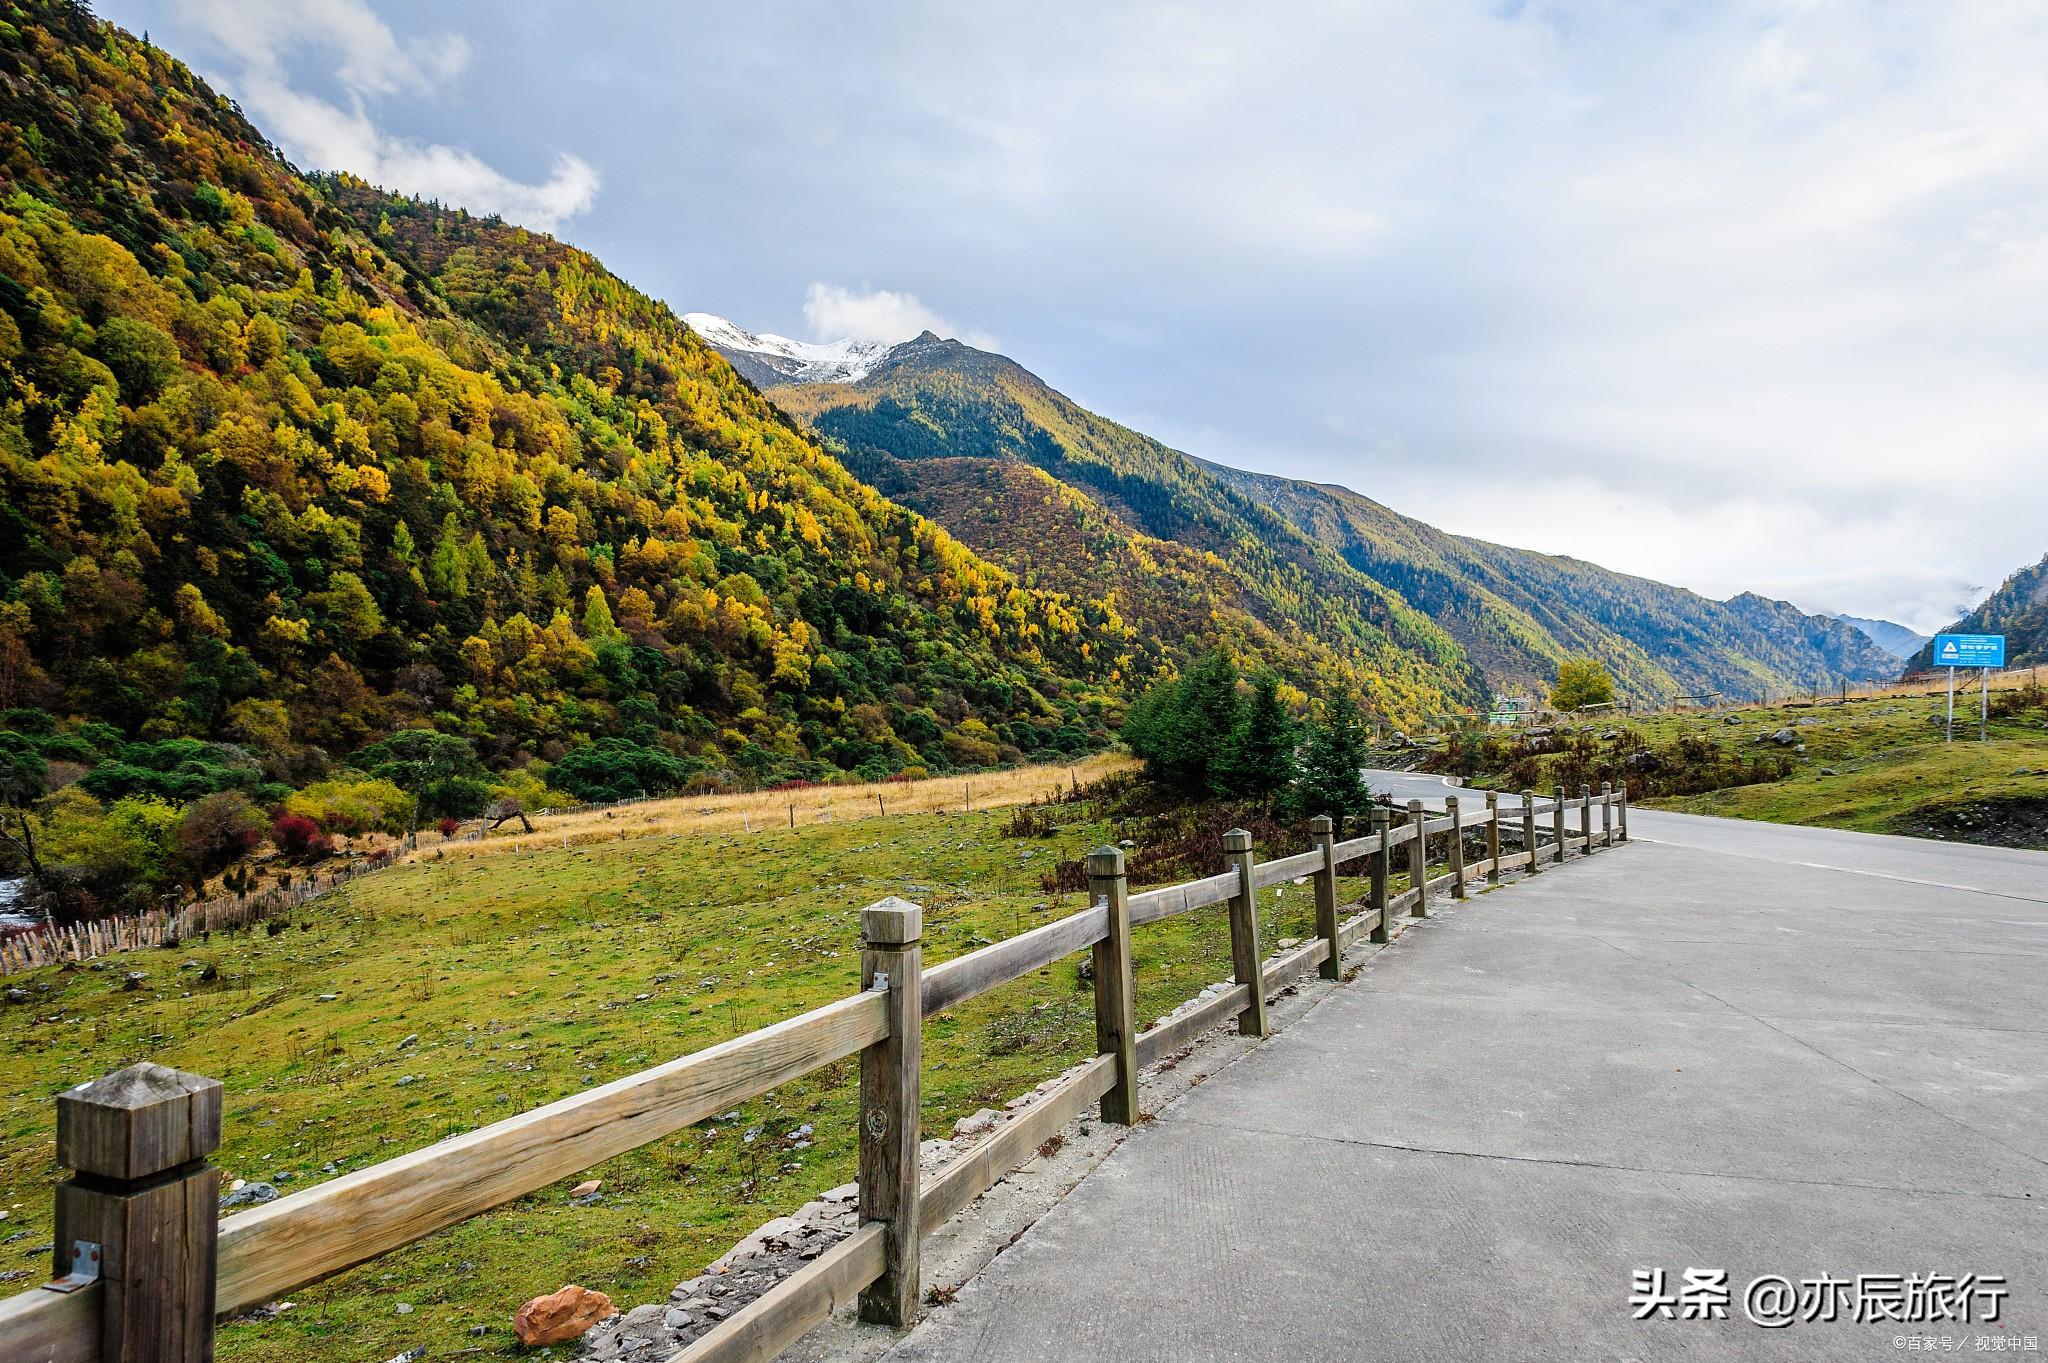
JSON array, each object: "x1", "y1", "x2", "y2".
[{"x1": 884, "y1": 773, "x2": 2047, "y2": 1361}]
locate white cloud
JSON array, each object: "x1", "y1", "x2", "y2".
[
  {"x1": 172, "y1": 0, "x2": 468, "y2": 94},
  {"x1": 168, "y1": 0, "x2": 597, "y2": 233},
  {"x1": 802, "y1": 283, "x2": 996, "y2": 349}
]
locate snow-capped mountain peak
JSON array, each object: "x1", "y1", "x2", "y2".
[{"x1": 682, "y1": 312, "x2": 897, "y2": 386}]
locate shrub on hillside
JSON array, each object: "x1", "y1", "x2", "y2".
[
  {"x1": 75, "y1": 738, "x2": 273, "y2": 804},
  {"x1": 270, "y1": 813, "x2": 323, "y2": 858},
  {"x1": 36, "y1": 789, "x2": 183, "y2": 918},
  {"x1": 547, "y1": 738, "x2": 697, "y2": 802},
  {"x1": 176, "y1": 792, "x2": 265, "y2": 884},
  {"x1": 1550, "y1": 658, "x2": 1616, "y2": 711},
  {"x1": 282, "y1": 777, "x2": 413, "y2": 836}
]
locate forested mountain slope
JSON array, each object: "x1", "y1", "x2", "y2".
[
  {"x1": 710, "y1": 322, "x2": 1897, "y2": 707},
  {"x1": 1908, "y1": 553, "x2": 2048, "y2": 673},
  {"x1": 767, "y1": 333, "x2": 1487, "y2": 722},
  {"x1": 0, "y1": 0, "x2": 1136, "y2": 790},
  {"x1": 1214, "y1": 466, "x2": 1902, "y2": 702}
]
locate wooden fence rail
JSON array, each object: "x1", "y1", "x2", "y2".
[{"x1": 0, "y1": 786, "x2": 1626, "y2": 1363}]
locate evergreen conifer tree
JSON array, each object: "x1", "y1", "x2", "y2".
[{"x1": 1290, "y1": 694, "x2": 1373, "y2": 835}]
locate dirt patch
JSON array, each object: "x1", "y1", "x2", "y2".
[{"x1": 1891, "y1": 795, "x2": 2048, "y2": 850}]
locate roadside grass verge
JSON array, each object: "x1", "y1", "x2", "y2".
[{"x1": 1429, "y1": 686, "x2": 2048, "y2": 845}]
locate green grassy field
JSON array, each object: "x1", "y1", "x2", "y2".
[
  {"x1": 0, "y1": 802, "x2": 1352, "y2": 1362},
  {"x1": 1432, "y1": 684, "x2": 2048, "y2": 844},
  {"x1": 1643, "y1": 697, "x2": 2048, "y2": 836}
]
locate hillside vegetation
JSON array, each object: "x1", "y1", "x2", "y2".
[
  {"x1": 0, "y1": 0, "x2": 1265, "y2": 926},
  {"x1": 770, "y1": 334, "x2": 1485, "y2": 725},
  {"x1": 0, "y1": 0, "x2": 1128, "y2": 829},
  {"x1": 1202, "y1": 463, "x2": 1902, "y2": 704}
]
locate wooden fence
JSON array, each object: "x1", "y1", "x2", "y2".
[
  {"x1": 0, "y1": 860, "x2": 385, "y2": 977},
  {"x1": 0, "y1": 782, "x2": 1628, "y2": 1363}
]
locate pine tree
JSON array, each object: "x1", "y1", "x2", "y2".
[
  {"x1": 1290, "y1": 694, "x2": 1372, "y2": 836},
  {"x1": 582, "y1": 584, "x2": 623, "y2": 642},
  {"x1": 1220, "y1": 669, "x2": 1296, "y2": 806},
  {"x1": 1121, "y1": 647, "x2": 1241, "y2": 798}
]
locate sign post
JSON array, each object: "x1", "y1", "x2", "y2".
[{"x1": 1931, "y1": 634, "x2": 2006, "y2": 742}]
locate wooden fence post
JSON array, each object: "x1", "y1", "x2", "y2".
[
  {"x1": 1521, "y1": 789, "x2": 1538, "y2": 873},
  {"x1": 1446, "y1": 796, "x2": 1466, "y2": 899},
  {"x1": 857, "y1": 897, "x2": 922, "y2": 1326},
  {"x1": 1406, "y1": 800, "x2": 1428, "y2": 916},
  {"x1": 1086, "y1": 848, "x2": 1140, "y2": 1125},
  {"x1": 1223, "y1": 829, "x2": 1268, "y2": 1037},
  {"x1": 1618, "y1": 781, "x2": 1630, "y2": 842},
  {"x1": 1310, "y1": 815, "x2": 1341, "y2": 980},
  {"x1": 1484, "y1": 792, "x2": 1502, "y2": 883},
  {"x1": 55, "y1": 1062, "x2": 223, "y2": 1363},
  {"x1": 1368, "y1": 807, "x2": 1392, "y2": 944},
  {"x1": 1601, "y1": 782, "x2": 1614, "y2": 848},
  {"x1": 1580, "y1": 784, "x2": 1593, "y2": 853},
  {"x1": 1552, "y1": 786, "x2": 1567, "y2": 864}
]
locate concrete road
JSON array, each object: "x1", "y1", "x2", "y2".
[{"x1": 884, "y1": 782, "x2": 2047, "y2": 1361}]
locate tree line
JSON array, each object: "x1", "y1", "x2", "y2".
[{"x1": 1120, "y1": 649, "x2": 1376, "y2": 835}]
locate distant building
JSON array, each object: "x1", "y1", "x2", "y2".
[{"x1": 1488, "y1": 696, "x2": 1540, "y2": 727}]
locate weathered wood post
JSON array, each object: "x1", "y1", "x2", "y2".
[
  {"x1": 54, "y1": 1062, "x2": 223, "y2": 1363},
  {"x1": 1086, "y1": 847, "x2": 1140, "y2": 1125},
  {"x1": 1406, "y1": 800, "x2": 1428, "y2": 916},
  {"x1": 1445, "y1": 796, "x2": 1466, "y2": 899},
  {"x1": 1552, "y1": 785, "x2": 1567, "y2": 864},
  {"x1": 1310, "y1": 815, "x2": 1341, "y2": 980},
  {"x1": 1521, "y1": 789, "x2": 1539, "y2": 874},
  {"x1": 1580, "y1": 784, "x2": 1593, "y2": 852},
  {"x1": 1368, "y1": 807, "x2": 1392, "y2": 944},
  {"x1": 1223, "y1": 829, "x2": 1269, "y2": 1037},
  {"x1": 857, "y1": 897, "x2": 923, "y2": 1326},
  {"x1": 1618, "y1": 780, "x2": 1630, "y2": 842},
  {"x1": 1484, "y1": 791, "x2": 1502, "y2": 883},
  {"x1": 1601, "y1": 781, "x2": 1614, "y2": 847}
]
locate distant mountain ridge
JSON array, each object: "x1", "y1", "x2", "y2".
[
  {"x1": 1907, "y1": 554, "x2": 2048, "y2": 673},
  {"x1": 690, "y1": 315, "x2": 1903, "y2": 706},
  {"x1": 1211, "y1": 466, "x2": 1900, "y2": 703},
  {"x1": 1835, "y1": 615, "x2": 1928, "y2": 661},
  {"x1": 680, "y1": 313, "x2": 895, "y2": 388}
]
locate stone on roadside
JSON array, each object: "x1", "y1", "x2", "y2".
[
  {"x1": 513, "y1": 1284, "x2": 614, "y2": 1347},
  {"x1": 221, "y1": 1182, "x2": 279, "y2": 1208},
  {"x1": 952, "y1": 1108, "x2": 999, "y2": 1139},
  {"x1": 570, "y1": 1179, "x2": 602, "y2": 1198}
]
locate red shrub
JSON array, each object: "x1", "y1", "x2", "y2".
[
  {"x1": 437, "y1": 816, "x2": 462, "y2": 839},
  {"x1": 270, "y1": 813, "x2": 322, "y2": 857}
]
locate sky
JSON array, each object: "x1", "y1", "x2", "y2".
[{"x1": 100, "y1": 0, "x2": 2048, "y2": 633}]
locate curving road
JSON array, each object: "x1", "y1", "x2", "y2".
[{"x1": 883, "y1": 773, "x2": 2047, "y2": 1361}]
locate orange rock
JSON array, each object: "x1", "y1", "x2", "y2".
[{"x1": 513, "y1": 1284, "x2": 614, "y2": 1346}]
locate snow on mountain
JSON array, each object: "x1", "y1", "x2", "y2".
[{"x1": 683, "y1": 312, "x2": 897, "y2": 386}]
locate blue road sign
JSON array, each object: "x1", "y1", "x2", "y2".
[{"x1": 1931, "y1": 633, "x2": 2006, "y2": 668}]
